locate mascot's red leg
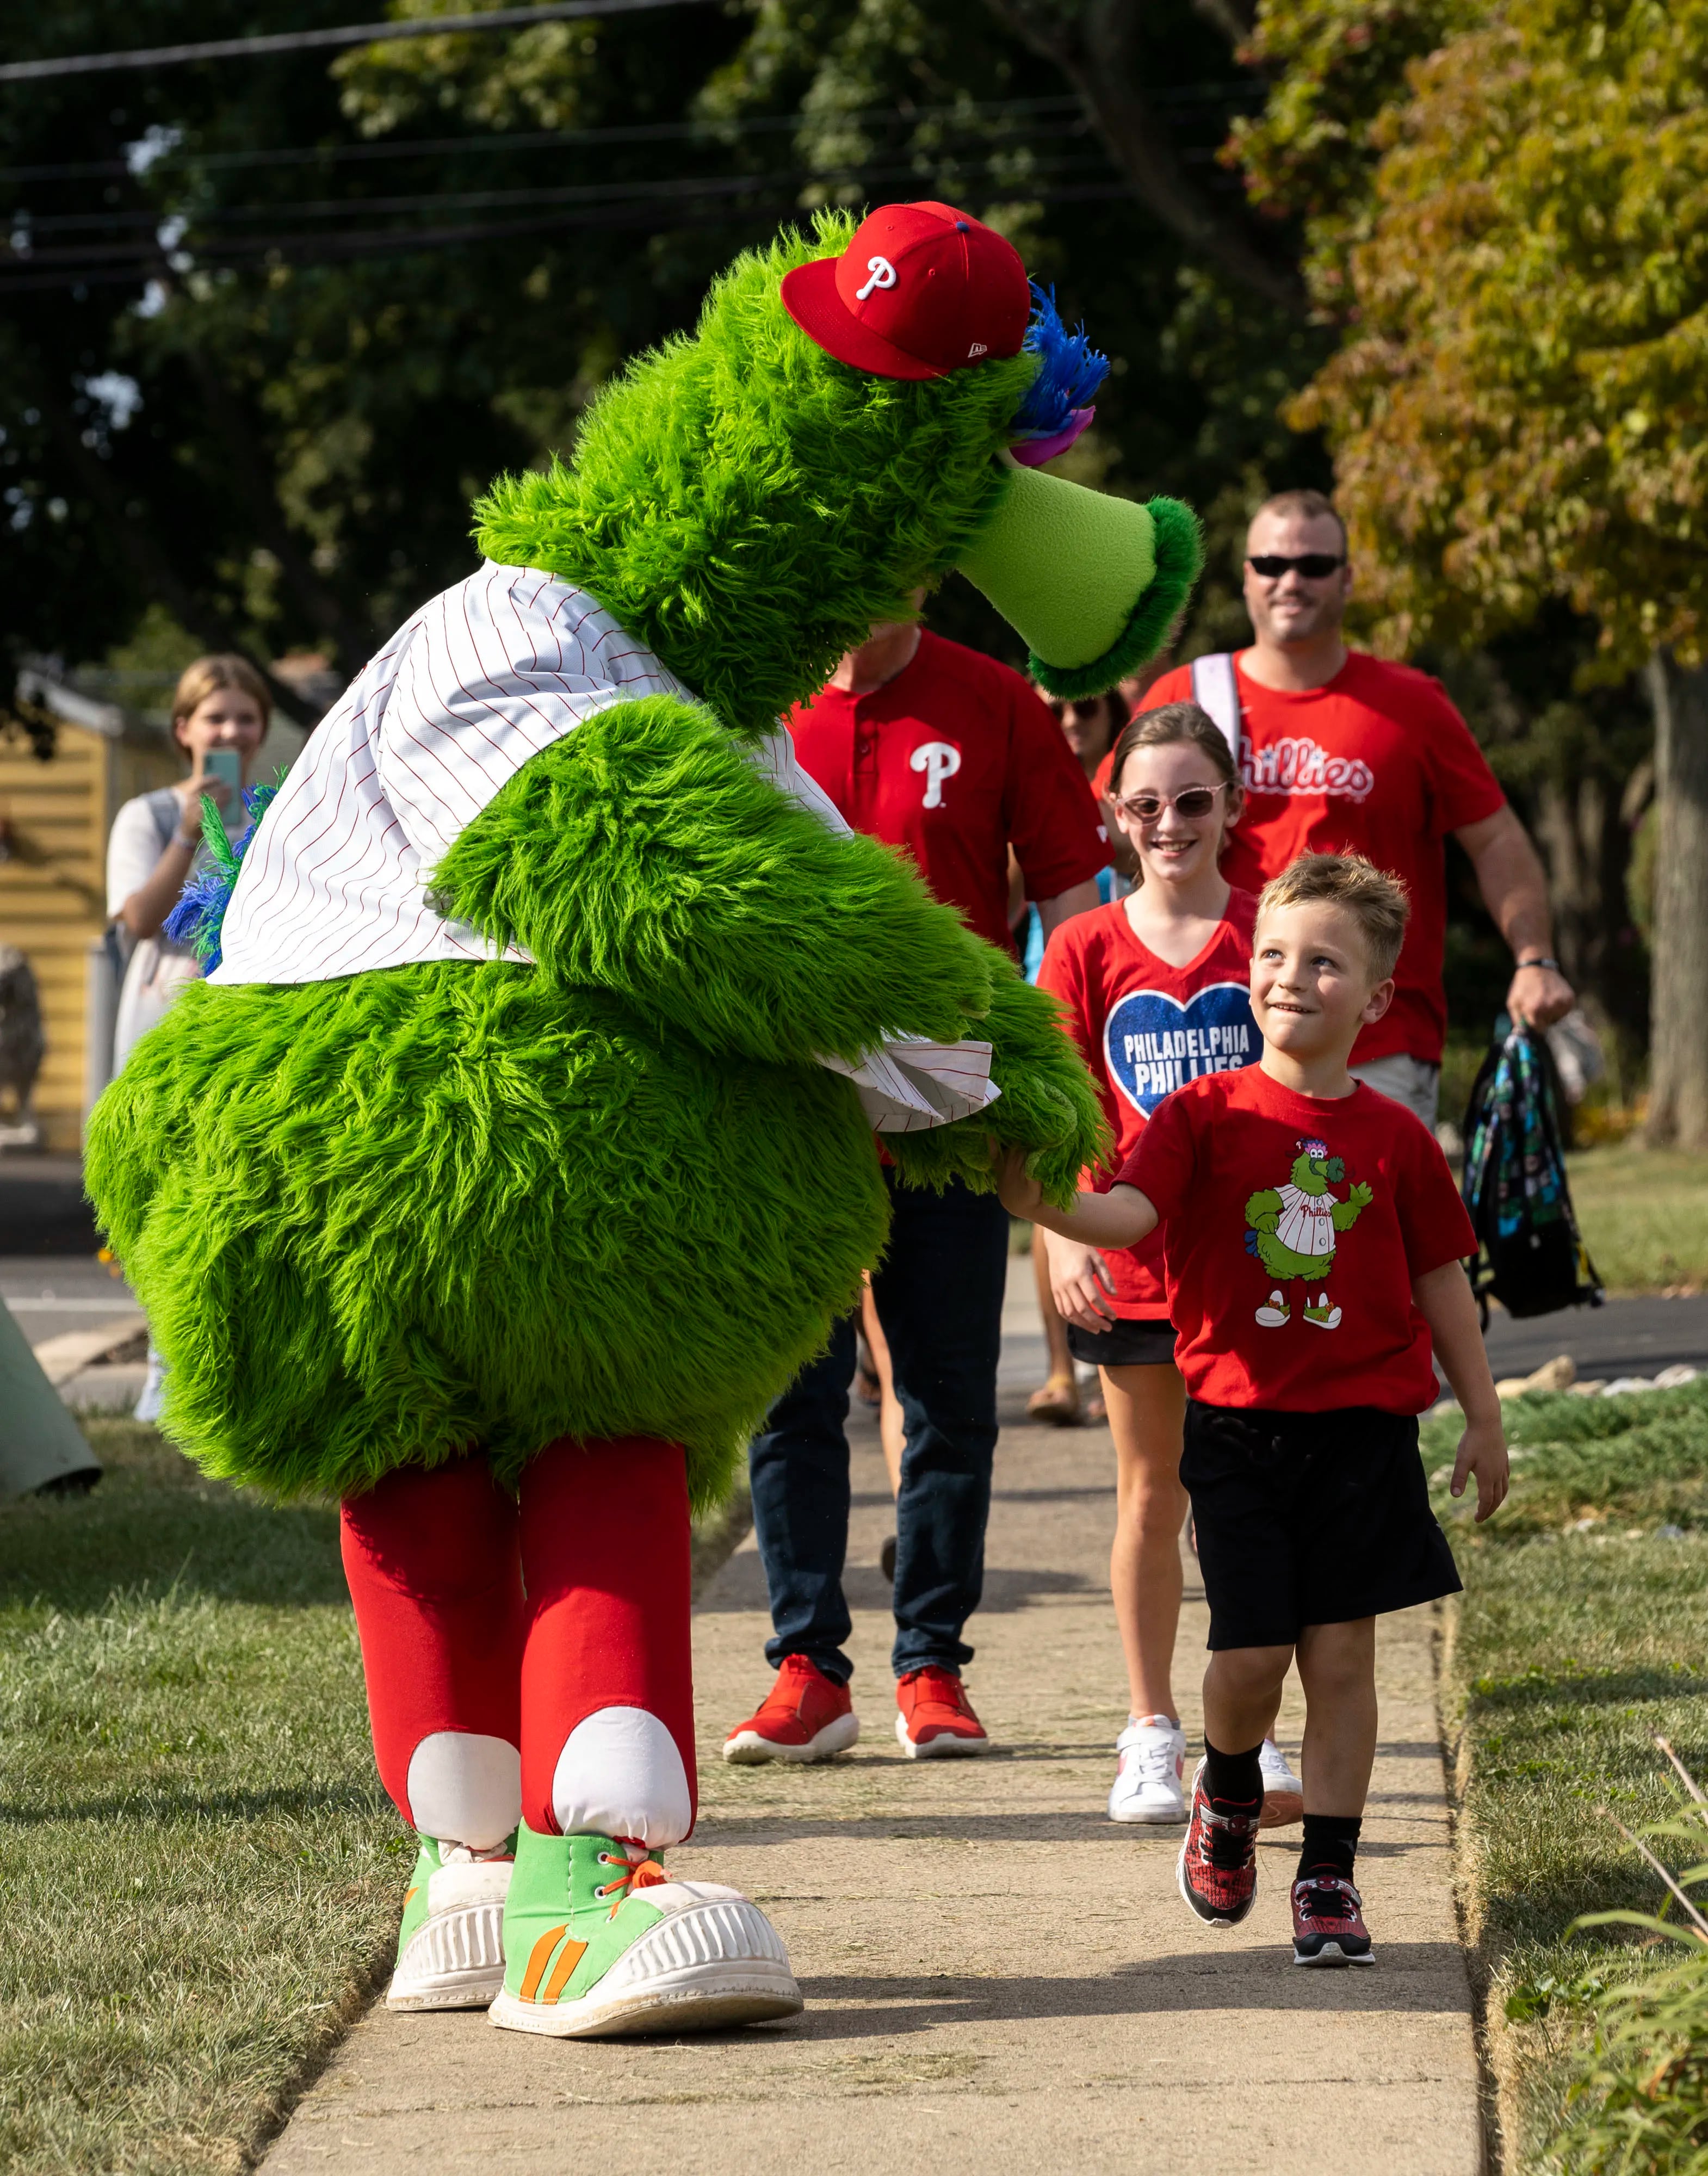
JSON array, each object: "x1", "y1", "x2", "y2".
[
  {"x1": 340, "y1": 1457, "x2": 527, "y2": 1850},
  {"x1": 517, "y1": 1435, "x2": 697, "y2": 1850}
]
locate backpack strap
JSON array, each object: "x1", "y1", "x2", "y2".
[{"x1": 1190, "y1": 652, "x2": 1242, "y2": 771}]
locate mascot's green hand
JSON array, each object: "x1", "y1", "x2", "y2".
[
  {"x1": 883, "y1": 970, "x2": 1109, "y2": 1208},
  {"x1": 431, "y1": 695, "x2": 994, "y2": 1064},
  {"x1": 1244, "y1": 1189, "x2": 1283, "y2": 1233},
  {"x1": 1333, "y1": 1180, "x2": 1374, "y2": 1231}
]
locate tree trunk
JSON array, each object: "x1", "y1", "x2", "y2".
[{"x1": 1642, "y1": 650, "x2": 1708, "y2": 1148}]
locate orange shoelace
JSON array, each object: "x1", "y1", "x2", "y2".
[{"x1": 595, "y1": 1848, "x2": 670, "y2": 1915}]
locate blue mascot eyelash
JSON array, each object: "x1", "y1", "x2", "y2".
[
  {"x1": 1010, "y1": 283, "x2": 1110, "y2": 441},
  {"x1": 163, "y1": 777, "x2": 281, "y2": 976}
]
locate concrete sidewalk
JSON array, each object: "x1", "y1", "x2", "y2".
[{"x1": 264, "y1": 1331, "x2": 1482, "y2": 2173}]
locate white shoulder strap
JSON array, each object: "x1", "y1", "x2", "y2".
[{"x1": 1190, "y1": 652, "x2": 1242, "y2": 770}]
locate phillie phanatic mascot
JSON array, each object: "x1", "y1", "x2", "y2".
[{"x1": 87, "y1": 202, "x2": 1200, "y2": 2038}]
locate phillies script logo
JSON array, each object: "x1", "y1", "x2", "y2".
[
  {"x1": 1104, "y1": 981, "x2": 1257, "y2": 1115},
  {"x1": 910, "y1": 741, "x2": 962, "y2": 808},
  {"x1": 1242, "y1": 735, "x2": 1375, "y2": 803}
]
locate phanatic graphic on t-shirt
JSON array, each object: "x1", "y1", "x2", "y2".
[{"x1": 1242, "y1": 1135, "x2": 1372, "y2": 1331}]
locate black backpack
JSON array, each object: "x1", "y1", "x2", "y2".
[{"x1": 1461, "y1": 1023, "x2": 1604, "y2": 1322}]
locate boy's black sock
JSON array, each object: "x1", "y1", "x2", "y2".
[
  {"x1": 1296, "y1": 1813, "x2": 1362, "y2": 1884},
  {"x1": 1202, "y1": 1736, "x2": 1263, "y2": 1815}
]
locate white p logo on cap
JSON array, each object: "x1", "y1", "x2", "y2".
[
  {"x1": 856, "y1": 255, "x2": 898, "y2": 303},
  {"x1": 910, "y1": 740, "x2": 962, "y2": 808}
]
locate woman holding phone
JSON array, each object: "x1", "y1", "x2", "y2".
[
  {"x1": 105, "y1": 654, "x2": 269, "y2": 1418},
  {"x1": 107, "y1": 654, "x2": 270, "y2": 1071}
]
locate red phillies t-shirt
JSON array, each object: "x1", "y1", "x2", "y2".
[
  {"x1": 1122, "y1": 1067, "x2": 1476, "y2": 1413},
  {"x1": 1037, "y1": 888, "x2": 1259, "y2": 1318},
  {"x1": 1095, "y1": 652, "x2": 1505, "y2": 1064},
  {"x1": 787, "y1": 629, "x2": 1106, "y2": 954}
]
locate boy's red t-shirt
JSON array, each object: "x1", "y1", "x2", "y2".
[
  {"x1": 1037, "y1": 888, "x2": 1259, "y2": 1319},
  {"x1": 1121, "y1": 1067, "x2": 1476, "y2": 1413},
  {"x1": 1094, "y1": 652, "x2": 1506, "y2": 1065}
]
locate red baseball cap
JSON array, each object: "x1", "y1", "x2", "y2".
[{"x1": 780, "y1": 201, "x2": 1031, "y2": 382}]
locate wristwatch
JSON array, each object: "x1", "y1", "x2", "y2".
[{"x1": 1515, "y1": 956, "x2": 1560, "y2": 972}]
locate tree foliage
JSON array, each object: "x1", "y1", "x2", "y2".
[
  {"x1": 1263, "y1": 0, "x2": 1708, "y2": 681},
  {"x1": 0, "y1": 0, "x2": 1331, "y2": 708}
]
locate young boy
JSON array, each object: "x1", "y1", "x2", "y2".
[{"x1": 1001, "y1": 851, "x2": 1508, "y2": 1967}]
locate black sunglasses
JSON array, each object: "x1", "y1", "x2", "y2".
[{"x1": 1247, "y1": 553, "x2": 1346, "y2": 579}]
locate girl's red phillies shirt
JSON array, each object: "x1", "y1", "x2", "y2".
[
  {"x1": 1122, "y1": 1068, "x2": 1476, "y2": 1413},
  {"x1": 1097, "y1": 652, "x2": 1506, "y2": 1065},
  {"x1": 1037, "y1": 888, "x2": 1259, "y2": 1319},
  {"x1": 787, "y1": 629, "x2": 1106, "y2": 955}
]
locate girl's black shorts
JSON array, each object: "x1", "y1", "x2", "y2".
[
  {"x1": 1180, "y1": 1400, "x2": 1462, "y2": 1650},
  {"x1": 1066, "y1": 1315, "x2": 1177, "y2": 1368}
]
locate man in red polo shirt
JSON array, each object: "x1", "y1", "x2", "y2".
[
  {"x1": 1100, "y1": 489, "x2": 1573, "y2": 1125},
  {"x1": 725, "y1": 604, "x2": 1104, "y2": 1766}
]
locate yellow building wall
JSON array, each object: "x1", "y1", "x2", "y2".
[{"x1": 0, "y1": 725, "x2": 181, "y2": 1151}]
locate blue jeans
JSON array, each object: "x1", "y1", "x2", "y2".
[{"x1": 748, "y1": 1173, "x2": 1010, "y2": 1683}]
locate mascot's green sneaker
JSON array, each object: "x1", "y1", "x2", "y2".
[
  {"x1": 488, "y1": 1825, "x2": 801, "y2": 2039},
  {"x1": 387, "y1": 1835, "x2": 515, "y2": 2011}
]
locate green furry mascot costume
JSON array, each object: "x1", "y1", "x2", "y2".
[{"x1": 86, "y1": 202, "x2": 1200, "y2": 2041}]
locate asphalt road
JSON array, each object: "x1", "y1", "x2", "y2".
[{"x1": 5, "y1": 1242, "x2": 1708, "y2": 1386}]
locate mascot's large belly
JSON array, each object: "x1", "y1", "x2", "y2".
[{"x1": 85, "y1": 963, "x2": 886, "y2": 1509}]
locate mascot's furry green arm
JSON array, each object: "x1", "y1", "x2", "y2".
[{"x1": 86, "y1": 211, "x2": 1202, "y2": 1512}]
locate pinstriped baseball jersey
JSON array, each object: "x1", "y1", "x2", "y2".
[{"x1": 208, "y1": 560, "x2": 997, "y2": 1133}]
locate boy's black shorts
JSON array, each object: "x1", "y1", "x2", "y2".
[
  {"x1": 1066, "y1": 1316, "x2": 1176, "y2": 1368},
  {"x1": 1181, "y1": 1400, "x2": 1462, "y2": 1650}
]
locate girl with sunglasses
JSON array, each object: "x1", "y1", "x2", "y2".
[{"x1": 1036, "y1": 701, "x2": 1301, "y2": 1829}]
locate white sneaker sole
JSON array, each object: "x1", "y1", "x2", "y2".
[
  {"x1": 1260, "y1": 1782, "x2": 1304, "y2": 1829},
  {"x1": 1109, "y1": 1795, "x2": 1187, "y2": 1825},
  {"x1": 387, "y1": 1901, "x2": 507, "y2": 2011},
  {"x1": 1294, "y1": 1942, "x2": 1376, "y2": 1968},
  {"x1": 488, "y1": 1900, "x2": 802, "y2": 2039},
  {"x1": 895, "y1": 1711, "x2": 992, "y2": 1759},
  {"x1": 722, "y1": 1710, "x2": 859, "y2": 1764}
]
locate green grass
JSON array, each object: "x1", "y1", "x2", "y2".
[
  {"x1": 1426, "y1": 1382, "x2": 1708, "y2": 2167},
  {"x1": 1567, "y1": 1146, "x2": 1708, "y2": 1295},
  {"x1": 0, "y1": 1421, "x2": 404, "y2": 2174}
]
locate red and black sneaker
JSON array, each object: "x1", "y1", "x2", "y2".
[
  {"x1": 1291, "y1": 1874, "x2": 1375, "y2": 1966},
  {"x1": 1176, "y1": 1759, "x2": 1260, "y2": 1926}
]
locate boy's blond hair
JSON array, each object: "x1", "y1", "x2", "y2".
[{"x1": 1256, "y1": 852, "x2": 1409, "y2": 981}]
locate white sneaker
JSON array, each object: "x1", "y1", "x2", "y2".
[
  {"x1": 1107, "y1": 1715, "x2": 1187, "y2": 1823},
  {"x1": 1259, "y1": 1737, "x2": 1304, "y2": 1828}
]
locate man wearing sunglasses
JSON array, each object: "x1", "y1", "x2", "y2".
[{"x1": 1105, "y1": 488, "x2": 1573, "y2": 1128}]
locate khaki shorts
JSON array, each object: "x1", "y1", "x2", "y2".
[{"x1": 1349, "y1": 1052, "x2": 1440, "y2": 1130}]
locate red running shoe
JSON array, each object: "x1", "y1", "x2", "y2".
[
  {"x1": 1177, "y1": 1759, "x2": 1260, "y2": 1926},
  {"x1": 722, "y1": 1654, "x2": 859, "y2": 1764},
  {"x1": 895, "y1": 1667, "x2": 992, "y2": 1759},
  {"x1": 1291, "y1": 1874, "x2": 1375, "y2": 1966}
]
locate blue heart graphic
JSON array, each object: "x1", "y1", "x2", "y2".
[{"x1": 1103, "y1": 979, "x2": 1258, "y2": 1116}]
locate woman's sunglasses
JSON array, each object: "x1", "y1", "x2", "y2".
[
  {"x1": 1246, "y1": 553, "x2": 1345, "y2": 579},
  {"x1": 1109, "y1": 781, "x2": 1230, "y2": 823}
]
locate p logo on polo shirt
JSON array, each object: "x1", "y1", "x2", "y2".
[
  {"x1": 1104, "y1": 982, "x2": 1256, "y2": 1115},
  {"x1": 910, "y1": 740, "x2": 962, "y2": 809}
]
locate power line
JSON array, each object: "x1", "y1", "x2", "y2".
[
  {"x1": 0, "y1": 85, "x2": 1264, "y2": 185},
  {"x1": 0, "y1": 178, "x2": 1153, "y2": 295},
  {"x1": 0, "y1": 0, "x2": 719, "y2": 86},
  {"x1": 5, "y1": 152, "x2": 1122, "y2": 267},
  {"x1": 14, "y1": 120, "x2": 1103, "y2": 236}
]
